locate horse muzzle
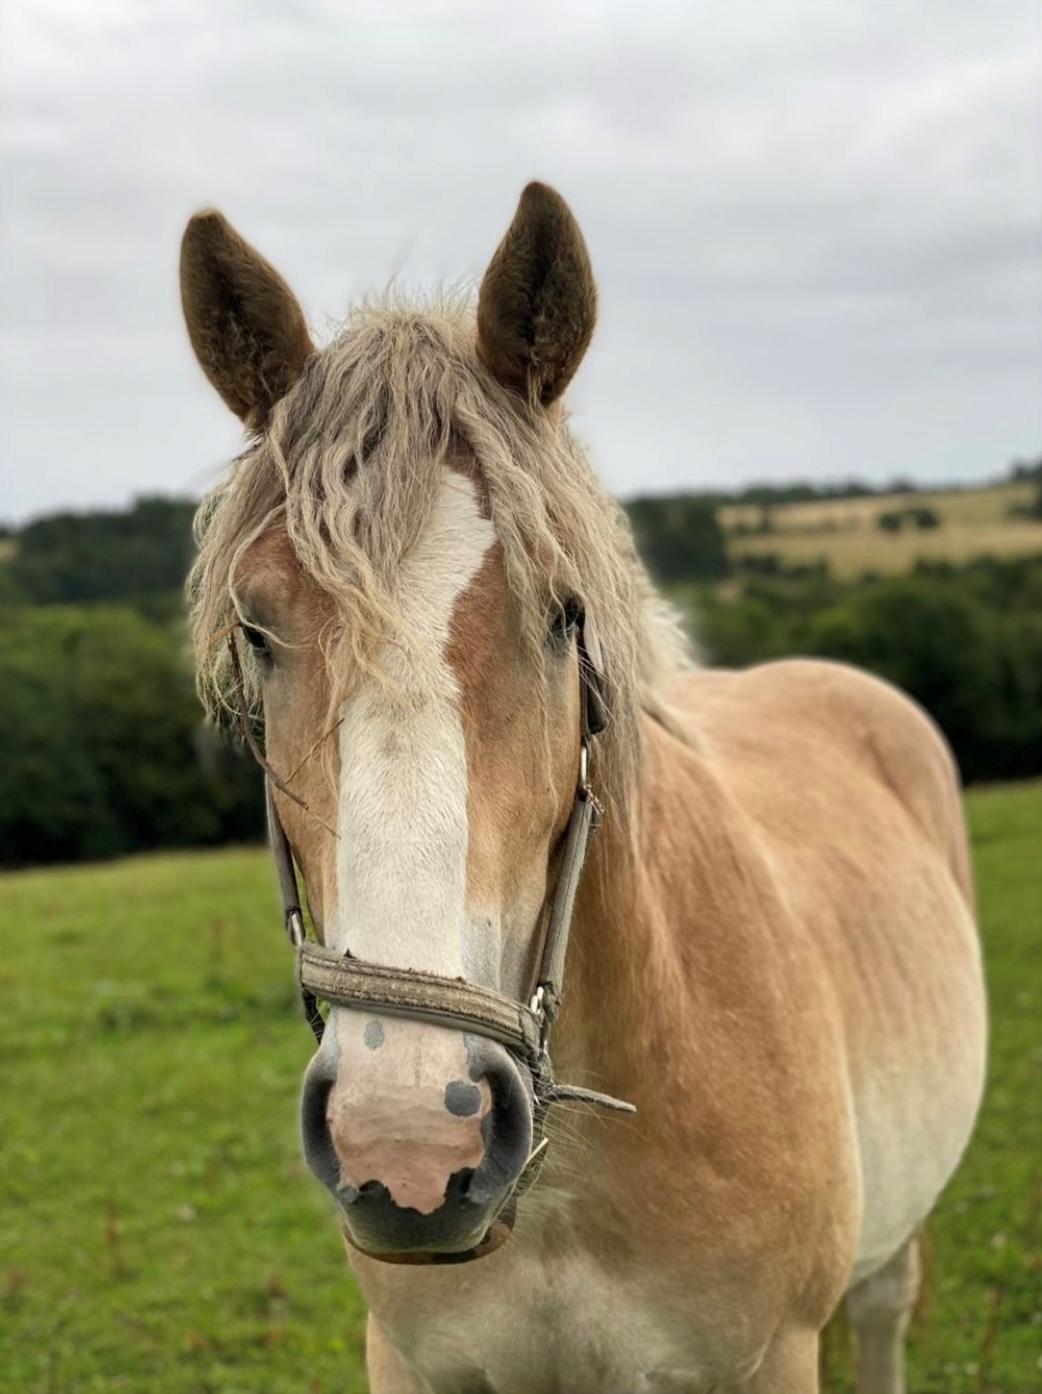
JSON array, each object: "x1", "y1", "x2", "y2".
[
  {"x1": 340, "y1": 1176, "x2": 519, "y2": 1265},
  {"x1": 300, "y1": 1028, "x2": 535, "y2": 1263}
]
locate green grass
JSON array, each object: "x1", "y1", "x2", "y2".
[
  {"x1": 1, "y1": 785, "x2": 1039, "y2": 1392},
  {"x1": 0, "y1": 851, "x2": 367, "y2": 1394}
]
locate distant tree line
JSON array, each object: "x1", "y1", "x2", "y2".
[
  {"x1": 0, "y1": 486, "x2": 1039, "y2": 866},
  {"x1": 2, "y1": 496, "x2": 197, "y2": 608},
  {"x1": 876, "y1": 506, "x2": 940, "y2": 533},
  {"x1": 1008, "y1": 458, "x2": 1042, "y2": 521},
  {"x1": 0, "y1": 606, "x2": 261, "y2": 865},
  {"x1": 625, "y1": 495, "x2": 728, "y2": 582},
  {"x1": 5, "y1": 470, "x2": 1036, "y2": 607},
  {"x1": 692, "y1": 553, "x2": 1042, "y2": 785}
]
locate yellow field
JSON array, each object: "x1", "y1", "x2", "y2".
[{"x1": 722, "y1": 481, "x2": 1042, "y2": 578}]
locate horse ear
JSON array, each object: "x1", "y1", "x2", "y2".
[
  {"x1": 477, "y1": 182, "x2": 597, "y2": 407},
  {"x1": 179, "y1": 210, "x2": 314, "y2": 429}
]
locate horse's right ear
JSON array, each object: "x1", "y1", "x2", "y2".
[{"x1": 179, "y1": 210, "x2": 314, "y2": 429}]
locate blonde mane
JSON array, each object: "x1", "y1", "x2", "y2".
[{"x1": 187, "y1": 297, "x2": 692, "y2": 823}]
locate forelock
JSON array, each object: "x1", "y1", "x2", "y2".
[{"x1": 186, "y1": 293, "x2": 694, "y2": 831}]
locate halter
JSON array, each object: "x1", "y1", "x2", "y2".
[{"x1": 230, "y1": 609, "x2": 634, "y2": 1200}]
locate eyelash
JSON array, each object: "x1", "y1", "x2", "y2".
[{"x1": 549, "y1": 597, "x2": 581, "y2": 646}]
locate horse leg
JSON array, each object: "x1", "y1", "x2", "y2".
[
  {"x1": 366, "y1": 1314, "x2": 430, "y2": 1394},
  {"x1": 743, "y1": 1326, "x2": 820, "y2": 1392},
  {"x1": 844, "y1": 1236, "x2": 921, "y2": 1394}
]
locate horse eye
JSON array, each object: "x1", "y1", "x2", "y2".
[
  {"x1": 548, "y1": 597, "x2": 582, "y2": 646},
  {"x1": 241, "y1": 623, "x2": 271, "y2": 658}
]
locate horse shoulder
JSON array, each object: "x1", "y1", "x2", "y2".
[{"x1": 666, "y1": 657, "x2": 971, "y2": 901}]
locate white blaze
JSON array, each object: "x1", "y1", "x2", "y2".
[{"x1": 332, "y1": 470, "x2": 495, "y2": 975}]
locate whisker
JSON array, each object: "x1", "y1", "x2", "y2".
[{"x1": 286, "y1": 717, "x2": 345, "y2": 784}]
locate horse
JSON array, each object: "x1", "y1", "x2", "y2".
[{"x1": 180, "y1": 182, "x2": 986, "y2": 1393}]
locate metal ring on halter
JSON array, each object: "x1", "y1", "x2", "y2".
[{"x1": 286, "y1": 908, "x2": 305, "y2": 949}]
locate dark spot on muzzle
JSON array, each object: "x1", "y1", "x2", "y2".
[{"x1": 444, "y1": 1079, "x2": 483, "y2": 1117}]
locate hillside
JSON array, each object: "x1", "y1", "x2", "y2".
[
  {"x1": 722, "y1": 479, "x2": 1042, "y2": 578},
  {"x1": 2, "y1": 474, "x2": 1040, "y2": 869}
]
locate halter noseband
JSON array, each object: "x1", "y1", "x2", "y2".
[{"x1": 232, "y1": 609, "x2": 634, "y2": 1186}]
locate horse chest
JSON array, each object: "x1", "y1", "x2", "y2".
[
  {"x1": 393, "y1": 1264, "x2": 707, "y2": 1394},
  {"x1": 362, "y1": 1234, "x2": 761, "y2": 1394}
]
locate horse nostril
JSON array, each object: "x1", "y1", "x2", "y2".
[
  {"x1": 300, "y1": 1053, "x2": 341, "y2": 1195},
  {"x1": 465, "y1": 1040, "x2": 534, "y2": 1206}
]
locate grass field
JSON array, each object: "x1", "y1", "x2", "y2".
[
  {"x1": 721, "y1": 481, "x2": 1042, "y2": 578},
  {"x1": 1, "y1": 783, "x2": 1040, "y2": 1393}
]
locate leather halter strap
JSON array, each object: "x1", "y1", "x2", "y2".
[{"x1": 246, "y1": 612, "x2": 634, "y2": 1116}]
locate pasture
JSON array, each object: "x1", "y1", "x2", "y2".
[
  {"x1": 722, "y1": 480, "x2": 1042, "y2": 578},
  {"x1": 1, "y1": 781, "x2": 1039, "y2": 1393}
]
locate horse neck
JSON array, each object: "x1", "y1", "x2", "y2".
[{"x1": 553, "y1": 712, "x2": 749, "y2": 1099}]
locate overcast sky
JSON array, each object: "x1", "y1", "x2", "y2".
[{"x1": 3, "y1": 0, "x2": 1040, "y2": 522}]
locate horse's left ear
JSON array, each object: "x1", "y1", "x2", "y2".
[{"x1": 477, "y1": 182, "x2": 597, "y2": 407}]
